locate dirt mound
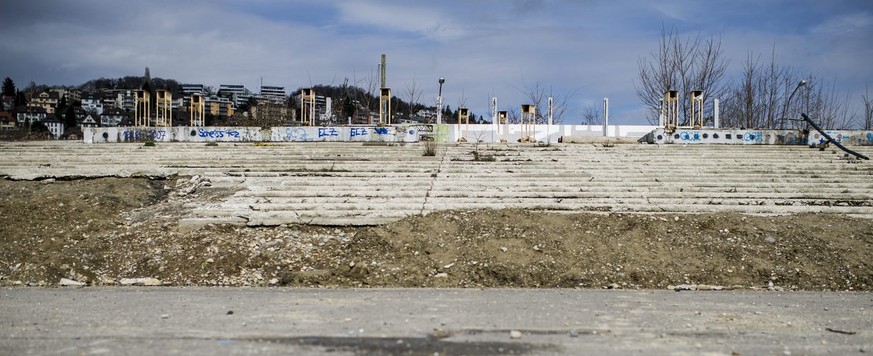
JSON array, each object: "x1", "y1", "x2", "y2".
[{"x1": 1, "y1": 177, "x2": 870, "y2": 290}]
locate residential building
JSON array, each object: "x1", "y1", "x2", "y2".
[
  {"x1": 100, "y1": 108, "x2": 127, "y2": 127},
  {"x1": 73, "y1": 107, "x2": 87, "y2": 121},
  {"x1": 63, "y1": 126, "x2": 84, "y2": 140},
  {"x1": 0, "y1": 112, "x2": 15, "y2": 130},
  {"x1": 42, "y1": 115, "x2": 64, "y2": 139},
  {"x1": 218, "y1": 84, "x2": 253, "y2": 108},
  {"x1": 15, "y1": 106, "x2": 47, "y2": 124},
  {"x1": 100, "y1": 91, "x2": 118, "y2": 109},
  {"x1": 30, "y1": 91, "x2": 60, "y2": 114},
  {"x1": 181, "y1": 84, "x2": 206, "y2": 96},
  {"x1": 259, "y1": 85, "x2": 286, "y2": 105},
  {"x1": 116, "y1": 90, "x2": 136, "y2": 111},
  {"x1": 79, "y1": 113, "x2": 99, "y2": 128},
  {"x1": 81, "y1": 93, "x2": 104, "y2": 115},
  {"x1": 50, "y1": 88, "x2": 82, "y2": 103},
  {"x1": 204, "y1": 96, "x2": 235, "y2": 118}
]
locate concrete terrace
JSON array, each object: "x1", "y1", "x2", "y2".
[{"x1": 1, "y1": 141, "x2": 872, "y2": 226}]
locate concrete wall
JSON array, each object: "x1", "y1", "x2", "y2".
[
  {"x1": 644, "y1": 128, "x2": 873, "y2": 146},
  {"x1": 809, "y1": 130, "x2": 873, "y2": 146},
  {"x1": 84, "y1": 124, "x2": 657, "y2": 144},
  {"x1": 84, "y1": 126, "x2": 419, "y2": 144},
  {"x1": 449, "y1": 124, "x2": 658, "y2": 143}
]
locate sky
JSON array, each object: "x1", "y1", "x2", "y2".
[{"x1": 1, "y1": 0, "x2": 872, "y2": 125}]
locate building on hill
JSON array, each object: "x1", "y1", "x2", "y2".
[
  {"x1": 63, "y1": 126, "x2": 83, "y2": 140},
  {"x1": 117, "y1": 90, "x2": 136, "y2": 111},
  {"x1": 0, "y1": 112, "x2": 15, "y2": 130},
  {"x1": 15, "y1": 106, "x2": 47, "y2": 124},
  {"x1": 204, "y1": 95, "x2": 235, "y2": 118},
  {"x1": 100, "y1": 108, "x2": 127, "y2": 127},
  {"x1": 50, "y1": 88, "x2": 82, "y2": 103},
  {"x1": 218, "y1": 84, "x2": 253, "y2": 108},
  {"x1": 259, "y1": 85, "x2": 286, "y2": 105},
  {"x1": 79, "y1": 113, "x2": 99, "y2": 128},
  {"x1": 81, "y1": 93, "x2": 104, "y2": 115},
  {"x1": 30, "y1": 91, "x2": 60, "y2": 114},
  {"x1": 181, "y1": 84, "x2": 206, "y2": 96},
  {"x1": 42, "y1": 115, "x2": 64, "y2": 139}
]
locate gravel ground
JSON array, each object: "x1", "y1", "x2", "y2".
[{"x1": 1, "y1": 177, "x2": 871, "y2": 290}]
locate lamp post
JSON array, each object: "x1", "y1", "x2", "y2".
[
  {"x1": 436, "y1": 77, "x2": 445, "y2": 124},
  {"x1": 780, "y1": 80, "x2": 807, "y2": 129}
]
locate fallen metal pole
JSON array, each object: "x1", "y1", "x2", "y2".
[{"x1": 801, "y1": 113, "x2": 869, "y2": 160}]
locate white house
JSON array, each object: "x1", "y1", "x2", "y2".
[
  {"x1": 81, "y1": 93, "x2": 104, "y2": 115},
  {"x1": 42, "y1": 116, "x2": 64, "y2": 139},
  {"x1": 100, "y1": 108, "x2": 127, "y2": 127},
  {"x1": 79, "y1": 113, "x2": 99, "y2": 128}
]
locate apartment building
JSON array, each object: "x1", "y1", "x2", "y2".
[
  {"x1": 218, "y1": 84, "x2": 253, "y2": 108},
  {"x1": 259, "y1": 85, "x2": 286, "y2": 105}
]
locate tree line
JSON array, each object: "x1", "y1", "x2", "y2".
[{"x1": 636, "y1": 26, "x2": 872, "y2": 130}]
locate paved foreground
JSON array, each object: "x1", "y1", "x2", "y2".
[{"x1": 2, "y1": 288, "x2": 870, "y2": 355}]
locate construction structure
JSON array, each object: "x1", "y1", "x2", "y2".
[
  {"x1": 689, "y1": 90, "x2": 704, "y2": 129},
  {"x1": 155, "y1": 90, "x2": 173, "y2": 127},
  {"x1": 379, "y1": 54, "x2": 391, "y2": 125},
  {"x1": 379, "y1": 88, "x2": 392, "y2": 125},
  {"x1": 300, "y1": 88, "x2": 316, "y2": 126},
  {"x1": 189, "y1": 94, "x2": 205, "y2": 127},
  {"x1": 134, "y1": 90, "x2": 151, "y2": 127},
  {"x1": 457, "y1": 108, "x2": 470, "y2": 142},
  {"x1": 497, "y1": 111, "x2": 509, "y2": 142},
  {"x1": 662, "y1": 90, "x2": 679, "y2": 131},
  {"x1": 521, "y1": 104, "x2": 536, "y2": 142}
]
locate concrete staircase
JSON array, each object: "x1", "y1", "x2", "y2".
[{"x1": 1, "y1": 141, "x2": 871, "y2": 226}]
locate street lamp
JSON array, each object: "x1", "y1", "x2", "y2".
[
  {"x1": 436, "y1": 77, "x2": 445, "y2": 124},
  {"x1": 780, "y1": 80, "x2": 807, "y2": 129}
]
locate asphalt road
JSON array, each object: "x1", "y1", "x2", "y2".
[{"x1": 1, "y1": 288, "x2": 871, "y2": 355}]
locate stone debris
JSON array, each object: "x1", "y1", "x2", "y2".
[
  {"x1": 510, "y1": 330, "x2": 522, "y2": 339},
  {"x1": 59, "y1": 278, "x2": 85, "y2": 287},
  {"x1": 120, "y1": 277, "x2": 163, "y2": 286}
]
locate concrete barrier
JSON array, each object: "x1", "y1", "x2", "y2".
[
  {"x1": 84, "y1": 126, "x2": 419, "y2": 144},
  {"x1": 644, "y1": 128, "x2": 873, "y2": 146}
]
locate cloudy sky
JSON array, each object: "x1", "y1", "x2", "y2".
[{"x1": 1, "y1": 0, "x2": 871, "y2": 124}]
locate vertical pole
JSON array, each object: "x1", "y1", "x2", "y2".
[
  {"x1": 659, "y1": 98, "x2": 665, "y2": 127},
  {"x1": 380, "y1": 54, "x2": 386, "y2": 89},
  {"x1": 491, "y1": 97, "x2": 497, "y2": 142},
  {"x1": 547, "y1": 97, "x2": 553, "y2": 143},
  {"x1": 603, "y1": 97, "x2": 609, "y2": 137},
  {"x1": 714, "y1": 98, "x2": 720, "y2": 128}
]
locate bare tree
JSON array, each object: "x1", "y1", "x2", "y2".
[
  {"x1": 803, "y1": 77, "x2": 854, "y2": 129},
  {"x1": 720, "y1": 47, "x2": 804, "y2": 129},
  {"x1": 403, "y1": 75, "x2": 423, "y2": 121},
  {"x1": 512, "y1": 81, "x2": 573, "y2": 124},
  {"x1": 635, "y1": 26, "x2": 729, "y2": 125},
  {"x1": 862, "y1": 81, "x2": 873, "y2": 130},
  {"x1": 581, "y1": 102, "x2": 607, "y2": 125}
]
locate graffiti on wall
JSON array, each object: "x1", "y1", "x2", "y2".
[
  {"x1": 198, "y1": 128, "x2": 240, "y2": 139},
  {"x1": 122, "y1": 129, "x2": 166, "y2": 141},
  {"x1": 285, "y1": 128, "x2": 312, "y2": 142},
  {"x1": 318, "y1": 127, "x2": 339, "y2": 138},
  {"x1": 743, "y1": 131, "x2": 764, "y2": 143},
  {"x1": 678, "y1": 131, "x2": 702, "y2": 142}
]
